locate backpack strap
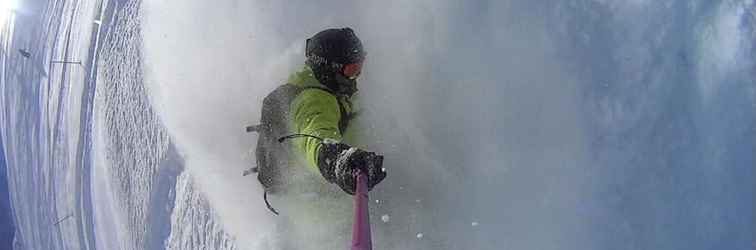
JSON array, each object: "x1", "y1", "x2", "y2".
[
  {"x1": 245, "y1": 124, "x2": 261, "y2": 133},
  {"x1": 263, "y1": 190, "x2": 279, "y2": 215}
]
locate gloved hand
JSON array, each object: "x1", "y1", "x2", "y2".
[{"x1": 317, "y1": 140, "x2": 386, "y2": 195}]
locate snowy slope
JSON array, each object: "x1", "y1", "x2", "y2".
[{"x1": 1, "y1": 0, "x2": 105, "y2": 249}]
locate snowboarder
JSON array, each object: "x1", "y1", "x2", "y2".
[{"x1": 248, "y1": 27, "x2": 386, "y2": 204}]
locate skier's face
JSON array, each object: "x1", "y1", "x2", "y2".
[
  {"x1": 334, "y1": 72, "x2": 358, "y2": 97},
  {"x1": 333, "y1": 60, "x2": 362, "y2": 97}
]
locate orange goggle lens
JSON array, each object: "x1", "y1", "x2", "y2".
[{"x1": 342, "y1": 62, "x2": 363, "y2": 79}]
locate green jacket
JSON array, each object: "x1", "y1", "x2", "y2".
[{"x1": 288, "y1": 66, "x2": 354, "y2": 172}]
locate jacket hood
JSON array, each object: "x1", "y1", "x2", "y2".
[{"x1": 288, "y1": 66, "x2": 324, "y2": 88}]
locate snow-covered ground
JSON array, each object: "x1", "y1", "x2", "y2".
[
  {"x1": 0, "y1": 0, "x2": 753, "y2": 250},
  {"x1": 94, "y1": 1, "x2": 236, "y2": 250},
  {"x1": 1, "y1": 0, "x2": 105, "y2": 249}
]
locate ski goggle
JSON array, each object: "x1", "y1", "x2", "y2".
[{"x1": 342, "y1": 62, "x2": 363, "y2": 80}]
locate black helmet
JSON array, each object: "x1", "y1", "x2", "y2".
[{"x1": 305, "y1": 27, "x2": 366, "y2": 96}]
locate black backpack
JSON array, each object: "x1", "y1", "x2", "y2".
[
  {"x1": 246, "y1": 83, "x2": 354, "y2": 214},
  {"x1": 246, "y1": 84, "x2": 352, "y2": 191}
]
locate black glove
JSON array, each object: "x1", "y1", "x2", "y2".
[{"x1": 317, "y1": 140, "x2": 386, "y2": 195}]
